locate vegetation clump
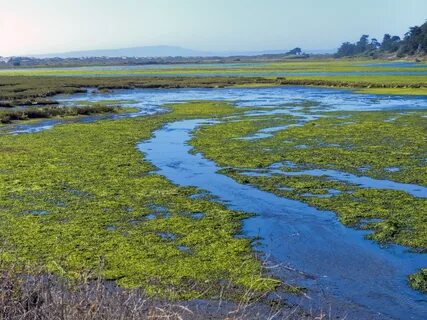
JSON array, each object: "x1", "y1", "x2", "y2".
[
  {"x1": 0, "y1": 104, "x2": 121, "y2": 123},
  {"x1": 0, "y1": 101, "x2": 279, "y2": 300},
  {"x1": 410, "y1": 269, "x2": 427, "y2": 293}
]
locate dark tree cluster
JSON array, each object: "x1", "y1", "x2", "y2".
[
  {"x1": 335, "y1": 20, "x2": 427, "y2": 58},
  {"x1": 286, "y1": 47, "x2": 302, "y2": 55}
]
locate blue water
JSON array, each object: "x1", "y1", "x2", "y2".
[
  {"x1": 238, "y1": 124, "x2": 301, "y2": 140},
  {"x1": 55, "y1": 86, "x2": 427, "y2": 111},
  {"x1": 360, "y1": 62, "x2": 427, "y2": 68},
  {"x1": 240, "y1": 164, "x2": 427, "y2": 198}
]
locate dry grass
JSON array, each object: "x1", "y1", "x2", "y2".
[{"x1": 0, "y1": 269, "x2": 326, "y2": 320}]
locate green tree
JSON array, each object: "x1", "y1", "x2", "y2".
[
  {"x1": 335, "y1": 42, "x2": 356, "y2": 57},
  {"x1": 286, "y1": 47, "x2": 302, "y2": 55},
  {"x1": 356, "y1": 35, "x2": 370, "y2": 53}
]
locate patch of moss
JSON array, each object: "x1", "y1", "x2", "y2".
[
  {"x1": 410, "y1": 269, "x2": 427, "y2": 292},
  {"x1": 0, "y1": 101, "x2": 278, "y2": 300},
  {"x1": 192, "y1": 110, "x2": 427, "y2": 185}
]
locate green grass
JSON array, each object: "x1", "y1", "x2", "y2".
[
  {"x1": 0, "y1": 101, "x2": 279, "y2": 300},
  {"x1": 1, "y1": 59, "x2": 427, "y2": 76},
  {"x1": 357, "y1": 87, "x2": 427, "y2": 95}
]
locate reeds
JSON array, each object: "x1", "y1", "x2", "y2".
[{"x1": 0, "y1": 269, "x2": 321, "y2": 320}]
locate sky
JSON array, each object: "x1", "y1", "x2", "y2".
[{"x1": 1, "y1": 0, "x2": 426, "y2": 56}]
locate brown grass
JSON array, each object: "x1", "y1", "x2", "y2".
[{"x1": 0, "y1": 269, "x2": 324, "y2": 320}]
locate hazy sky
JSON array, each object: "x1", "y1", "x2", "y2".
[{"x1": 1, "y1": 0, "x2": 426, "y2": 56}]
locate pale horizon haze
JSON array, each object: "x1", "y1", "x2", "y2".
[{"x1": 1, "y1": 0, "x2": 426, "y2": 56}]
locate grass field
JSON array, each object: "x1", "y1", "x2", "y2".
[{"x1": 1, "y1": 59, "x2": 427, "y2": 76}]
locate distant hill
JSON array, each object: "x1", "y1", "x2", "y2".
[
  {"x1": 33, "y1": 46, "x2": 212, "y2": 58},
  {"x1": 31, "y1": 45, "x2": 333, "y2": 59}
]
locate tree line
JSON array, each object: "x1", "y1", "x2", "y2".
[{"x1": 336, "y1": 20, "x2": 427, "y2": 58}]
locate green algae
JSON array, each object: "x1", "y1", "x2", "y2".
[
  {"x1": 191, "y1": 109, "x2": 427, "y2": 247},
  {"x1": 0, "y1": 101, "x2": 279, "y2": 300},
  {"x1": 225, "y1": 170, "x2": 427, "y2": 248},
  {"x1": 410, "y1": 269, "x2": 427, "y2": 292},
  {"x1": 192, "y1": 110, "x2": 427, "y2": 185},
  {"x1": 189, "y1": 102, "x2": 427, "y2": 291}
]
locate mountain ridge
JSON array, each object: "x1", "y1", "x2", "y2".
[{"x1": 31, "y1": 45, "x2": 333, "y2": 58}]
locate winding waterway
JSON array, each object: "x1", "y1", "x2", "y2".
[
  {"x1": 4, "y1": 86, "x2": 427, "y2": 319},
  {"x1": 139, "y1": 118, "x2": 427, "y2": 320}
]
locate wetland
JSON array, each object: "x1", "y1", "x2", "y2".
[{"x1": 0, "y1": 61, "x2": 426, "y2": 319}]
